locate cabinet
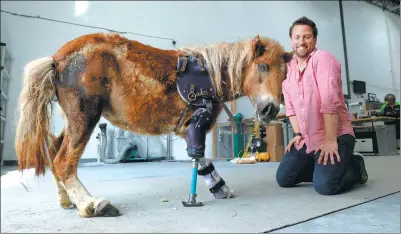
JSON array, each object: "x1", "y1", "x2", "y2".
[
  {"x1": 355, "y1": 138, "x2": 374, "y2": 152},
  {"x1": 1, "y1": 42, "x2": 12, "y2": 165}
]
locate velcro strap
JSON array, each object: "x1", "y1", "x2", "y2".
[
  {"x1": 197, "y1": 163, "x2": 215, "y2": 176},
  {"x1": 209, "y1": 178, "x2": 225, "y2": 193}
]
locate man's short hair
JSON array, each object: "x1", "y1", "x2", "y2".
[{"x1": 289, "y1": 16, "x2": 318, "y2": 38}]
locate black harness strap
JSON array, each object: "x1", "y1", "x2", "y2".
[
  {"x1": 174, "y1": 55, "x2": 217, "y2": 130},
  {"x1": 174, "y1": 103, "x2": 190, "y2": 131},
  {"x1": 173, "y1": 55, "x2": 236, "y2": 133}
]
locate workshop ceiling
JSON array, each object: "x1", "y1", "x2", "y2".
[{"x1": 362, "y1": 0, "x2": 400, "y2": 15}]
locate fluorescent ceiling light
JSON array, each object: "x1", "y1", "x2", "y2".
[{"x1": 75, "y1": 1, "x2": 88, "y2": 17}]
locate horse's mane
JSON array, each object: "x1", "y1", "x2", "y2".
[{"x1": 178, "y1": 39, "x2": 253, "y2": 97}]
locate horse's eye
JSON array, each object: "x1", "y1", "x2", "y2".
[
  {"x1": 257, "y1": 64, "x2": 269, "y2": 72},
  {"x1": 256, "y1": 45, "x2": 265, "y2": 57}
]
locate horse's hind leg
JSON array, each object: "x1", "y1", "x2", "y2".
[
  {"x1": 54, "y1": 178, "x2": 73, "y2": 208},
  {"x1": 53, "y1": 96, "x2": 119, "y2": 218},
  {"x1": 48, "y1": 129, "x2": 74, "y2": 208}
]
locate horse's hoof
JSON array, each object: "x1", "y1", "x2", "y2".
[{"x1": 94, "y1": 200, "x2": 120, "y2": 217}]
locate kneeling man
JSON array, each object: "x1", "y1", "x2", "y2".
[{"x1": 276, "y1": 16, "x2": 368, "y2": 195}]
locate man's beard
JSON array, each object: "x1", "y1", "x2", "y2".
[{"x1": 294, "y1": 50, "x2": 309, "y2": 58}]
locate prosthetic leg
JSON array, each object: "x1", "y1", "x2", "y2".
[
  {"x1": 197, "y1": 158, "x2": 234, "y2": 199},
  {"x1": 182, "y1": 158, "x2": 203, "y2": 207},
  {"x1": 182, "y1": 106, "x2": 234, "y2": 207}
]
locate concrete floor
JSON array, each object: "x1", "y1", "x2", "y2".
[
  {"x1": 271, "y1": 193, "x2": 400, "y2": 233},
  {"x1": 1, "y1": 156, "x2": 400, "y2": 233}
]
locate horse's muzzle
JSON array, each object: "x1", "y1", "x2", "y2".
[{"x1": 257, "y1": 103, "x2": 279, "y2": 124}]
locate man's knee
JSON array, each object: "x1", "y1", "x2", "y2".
[
  {"x1": 275, "y1": 154, "x2": 297, "y2": 188},
  {"x1": 275, "y1": 147, "x2": 310, "y2": 188},
  {"x1": 313, "y1": 177, "x2": 340, "y2": 195},
  {"x1": 276, "y1": 169, "x2": 295, "y2": 188}
]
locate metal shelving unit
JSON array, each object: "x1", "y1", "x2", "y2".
[{"x1": 1, "y1": 42, "x2": 12, "y2": 165}]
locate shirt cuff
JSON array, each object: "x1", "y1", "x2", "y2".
[{"x1": 286, "y1": 109, "x2": 296, "y2": 116}]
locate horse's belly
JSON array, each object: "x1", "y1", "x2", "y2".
[{"x1": 103, "y1": 94, "x2": 187, "y2": 135}]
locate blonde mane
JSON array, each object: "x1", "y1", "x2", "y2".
[{"x1": 178, "y1": 39, "x2": 253, "y2": 97}]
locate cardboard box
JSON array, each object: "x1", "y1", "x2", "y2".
[
  {"x1": 266, "y1": 123, "x2": 284, "y2": 146},
  {"x1": 267, "y1": 145, "x2": 285, "y2": 162}
]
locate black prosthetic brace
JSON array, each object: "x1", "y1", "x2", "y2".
[{"x1": 186, "y1": 108, "x2": 213, "y2": 158}]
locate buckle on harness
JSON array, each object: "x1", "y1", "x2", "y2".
[{"x1": 188, "y1": 84, "x2": 196, "y2": 102}]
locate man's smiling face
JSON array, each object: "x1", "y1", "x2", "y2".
[{"x1": 290, "y1": 24, "x2": 316, "y2": 59}]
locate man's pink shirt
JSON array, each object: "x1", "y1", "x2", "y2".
[{"x1": 282, "y1": 48, "x2": 355, "y2": 154}]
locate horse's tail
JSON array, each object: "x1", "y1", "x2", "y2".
[{"x1": 15, "y1": 57, "x2": 58, "y2": 176}]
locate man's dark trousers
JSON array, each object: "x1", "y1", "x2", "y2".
[{"x1": 276, "y1": 134, "x2": 363, "y2": 195}]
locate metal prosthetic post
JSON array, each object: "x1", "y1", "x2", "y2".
[{"x1": 182, "y1": 158, "x2": 203, "y2": 207}]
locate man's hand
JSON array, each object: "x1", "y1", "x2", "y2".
[
  {"x1": 285, "y1": 135, "x2": 302, "y2": 153},
  {"x1": 315, "y1": 140, "x2": 340, "y2": 165}
]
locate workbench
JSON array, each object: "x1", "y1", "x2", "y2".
[
  {"x1": 351, "y1": 116, "x2": 396, "y2": 124},
  {"x1": 216, "y1": 115, "x2": 399, "y2": 157},
  {"x1": 351, "y1": 116, "x2": 398, "y2": 155}
]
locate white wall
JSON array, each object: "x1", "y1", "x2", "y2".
[
  {"x1": 385, "y1": 12, "x2": 400, "y2": 97},
  {"x1": 343, "y1": 1, "x2": 400, "y2": 105},
  {"x1": 1, "y1": 1, "x2": 399, "y2": 162}
]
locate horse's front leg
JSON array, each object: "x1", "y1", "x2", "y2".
[{"x1": 186, "y1": 107, "x2": 234, "y2": 199}]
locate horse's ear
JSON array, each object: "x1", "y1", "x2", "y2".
[
  {"x1": 282, "y1": 51, "x2": 294, "y2": 63},
  {"x1": 253, "y1": 35, "x2": 261, "y2": 45},
  {"x1": 253, "y1": 35, "x2": 265, "y2": 57}
]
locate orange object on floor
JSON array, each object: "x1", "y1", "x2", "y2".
[{"x1": 256, "y1": 152, "x2": 270, "y2": 161}]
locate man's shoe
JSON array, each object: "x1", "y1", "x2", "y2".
[{"x1": 353, "y1": 153, "x2": 368, "y2": 185}]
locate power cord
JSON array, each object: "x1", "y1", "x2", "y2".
[{"x1": 0, "y1": 9, "x2": 177, "y2": 46}]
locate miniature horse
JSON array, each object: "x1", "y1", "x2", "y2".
[{"x1": 15, "y1": 32, "x2": 292, "y2": 218}]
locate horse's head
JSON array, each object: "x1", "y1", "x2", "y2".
[{"x1": 242, "y1": 35, "x2": 293, "y2": 124}]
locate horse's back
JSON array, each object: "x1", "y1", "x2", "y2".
[{"x1": 51, "y1": 32, "x2": 189, "y2": 136}]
